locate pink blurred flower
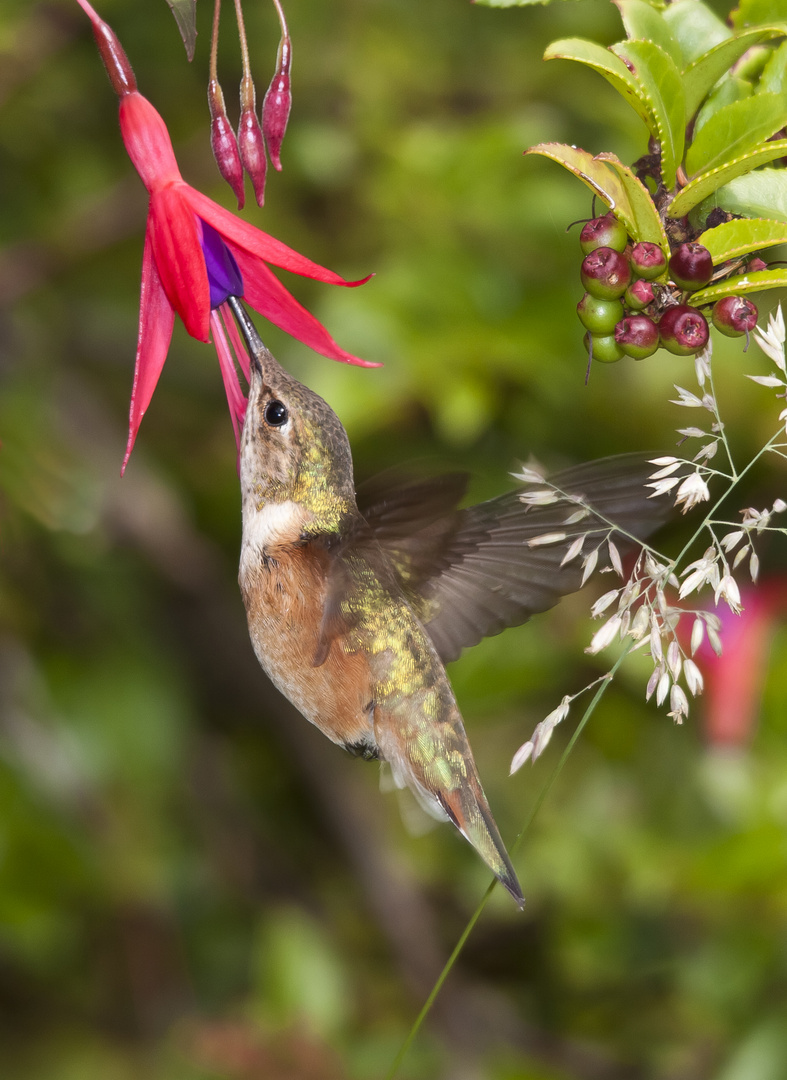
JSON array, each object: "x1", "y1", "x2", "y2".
[{"x1": 695, "y1": 581, "x2": 787, "y2": 746}]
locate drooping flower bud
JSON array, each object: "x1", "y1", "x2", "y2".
[
  {"x1": 262, "y1": 35, "x2": 291, "y2": 171},
  {"x1": 238, "y1": 76, "x2": 267, "y2": 206},
  {"x1": 76, "y1": 0, "x2": 137, "y2": 96},
  {"x1": 208, "y1": 78, "x2": 245, "y2": 209}
]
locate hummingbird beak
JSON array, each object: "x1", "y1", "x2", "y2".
[{"x1": 227, "y1": 295, "x2": 265, "y2": 378}]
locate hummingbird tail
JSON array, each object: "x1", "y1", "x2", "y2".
[{"x1": 437, "y1": 781, "x2": 524, "y2": 908}]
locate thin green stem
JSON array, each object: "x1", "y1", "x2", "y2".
[
  {"x1": 209, "y1": 0, "x2": 221, "y2": 83},
  {"x1": 386, "y1": 646, "x2": 632, "y2": 1080},
  {"x1": 705, "y1": 356, "x2": 736, "y2": 478}
]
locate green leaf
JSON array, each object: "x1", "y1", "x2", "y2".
[
  {"x1": 595, "y1": 152, "x2": 670, "y2": 249},
  {"x1": 698, "y1": 218, "x2": 787, "y2": 263},
  {"x1": 525, "y1": 143, "x2": 637, "y2": 231},
  {"x1": 164, "y1": 0, "x2": 197, "y2": 61},
  {"x1": 732, "y1": 0, "x2": 787, "y2": 30},
  {"x1": 612, "y1": 40, "x2": 686, "y2": 189},
  {"x1": 693, "y1": 77, "x2": 752, "y2": 140},
  {"x1": 713, "y1": 167, "x2": 787, "y2": 223},
  {"x1": 692, "y1": 267, "x2": 787, "y2": 304},
  {"x1": 614, "y1": 0, "x2": 683, "y2": 68},
  {"x1": 758, "y1": 40, "x2": 787, "y2": 95},
  {"x1": 682, "y1": 29, "x2": 785, "y2": 118},
  {"x1": 667, "y1": 140, "x2": 787, "y2": 216},
  {"x1": 543, "y1": 39, "x2": 656, "y2": 132},
  {"x1": 686, "y1": 93, "x2": 787, "y2": 178},
  {"x1": 663, "y1": 0, "x2": 731, "y2": 66}
]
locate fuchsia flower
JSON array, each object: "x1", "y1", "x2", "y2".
[
  {"x1": 76, "y1": 0, "x2": 376, "y2": 472},
  {"x1": 695, "y1": 582, "x2": 787, "y2": 748}
]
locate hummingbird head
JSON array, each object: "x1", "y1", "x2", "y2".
[{"x1": 231, "y1": 301, "x2": 357, "y2": 537}]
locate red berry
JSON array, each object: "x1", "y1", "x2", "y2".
[
  {"x1": 669, "y1": 243, "x2": 713, "y2": 291},
  {"x1": 579, "y1": 213, "x2": 629, "y2": 255},
  {"x1": 580, "y1": 247, "x2": 632, "y2": 300},
  {"x1": 625, "y1": 279, "x2": 655, "y2": 310},
  {"x1": 630, "y1": 242, "x2": 666, "y2": 280},
  {"x1": 659, "y1": 305, "x2": 709, "y2": 355},
  {"x1": 748, "y1": 257, "x2": 767, "y2": 273},
  {"x1": 712, "y1": 296, "x2": 758, "y2": 337},
  {"x1": 577, "y1": 293, "x2": 624, "y2": 334},
  {"x1": 614, "y1": 315, "x2": 659, "y2": 359}
]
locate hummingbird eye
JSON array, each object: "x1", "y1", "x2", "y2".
[{"x1": 263, "y1": 399, "x2": 288, "y2": 427}]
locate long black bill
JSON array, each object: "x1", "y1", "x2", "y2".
[{"x1": 227, "y1": 296, "x2": 265, "y2": 375}]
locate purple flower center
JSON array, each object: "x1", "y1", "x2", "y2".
[{"x1": 200, "y1": 219, "x2": 244, "y2": 309}]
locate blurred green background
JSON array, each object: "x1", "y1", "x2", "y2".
[{"x1": 2, "y1": 0, "x2": 787, "y2": 1077}]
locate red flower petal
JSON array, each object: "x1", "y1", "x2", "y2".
[
  {"x1": 182, "y1": 186, "x2": 372, "y2": 287},
  {"x1": 211, "y1": 309, "x2": 248, "y2": 453},
  {"x1": 230, "y1": 244, "x2": 381, "y2": 368},
  {"x1": 148, "y1": 184, "x2": 211, "y2": 342},
  {"x1": 123, "y1": 228, "x2": 175, "y2": 474},
  {"x1": 119, "y1": 93, "x2": 181, "y2": 190}
]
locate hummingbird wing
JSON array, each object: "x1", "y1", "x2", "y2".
[{"x1": 356, "y1": 452, "x2": 677, "y2": 664}]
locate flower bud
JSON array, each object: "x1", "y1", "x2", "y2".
[
  {"x1": 238, "y1": 77, "x2": 267, "y2": 207},
  {"x1": 208, "y1": 79, "x2": 245, "y2": 209},
  {"x1": 76, "y1": 0, "x2": 137, "y2": 96},
  {"x1": 262, "y1": 35, "x2": 292, "y2": 171}
]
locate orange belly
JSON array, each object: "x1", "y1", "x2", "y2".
[{"x1": 240, "y1": 548, "x2": 375, "y2": 751}]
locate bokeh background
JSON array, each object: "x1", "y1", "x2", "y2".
[{"x1": 2, "y1": 0, "x2": 787, "y2": 1077}]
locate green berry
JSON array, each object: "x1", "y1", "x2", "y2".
[
  {"x1": 630, "y1": 242, "x2": 666, "y2": 280},
  {"x1": 584, "y1": 332, "x2": 624, "y2": 364},
  {"x1": 669, "y1": 243, "x2": 713, "y2": 292},
  {"x1": 579, "y1": 213, "x2": 629, "y2": 255},
  {"x1": 577, "y1": 293, "x2": 624, "y2": 334},
  {"x1": 580, "y1": 247, "x2": 632, "y2": 300},
  {"x1": 614, "y1": 315, "x2": 659, "y2": 360},
  {"x1": 712, "y1": 296, "x2": 758, "y2": 337}
]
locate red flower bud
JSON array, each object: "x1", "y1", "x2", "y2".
[
  {"x1": 238, "y1": 104, "x2": 267, "y2": 207},
  {"x1": 262, "y1": 35, "x2": 292, "y2": 171},
  {"x1": 76, "y1": 0, "x2": 136, "y2": 96},
  {"x1": 208, "y1": 79, "x2": 245, "y2": 209}
]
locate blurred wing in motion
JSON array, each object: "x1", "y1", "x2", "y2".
[{"x1": 357, "y1": 453, "x2": 677, "y2": 663}]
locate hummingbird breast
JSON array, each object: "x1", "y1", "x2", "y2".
[{"x1": 239, "y1": 527, "x2": 377, "y2": 755}]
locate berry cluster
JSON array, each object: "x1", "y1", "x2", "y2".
[{"x1": 576, "y1": 214, "x2": 759, "y2": 366}]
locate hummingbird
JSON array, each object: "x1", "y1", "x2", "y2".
[{"x1": 228, "y1": 297, "x2": 673, "y2": 906}]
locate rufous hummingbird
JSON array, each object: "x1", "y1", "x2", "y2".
[{"x1": 228, "y1": 297, "x2": 672, "y2": 906}]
